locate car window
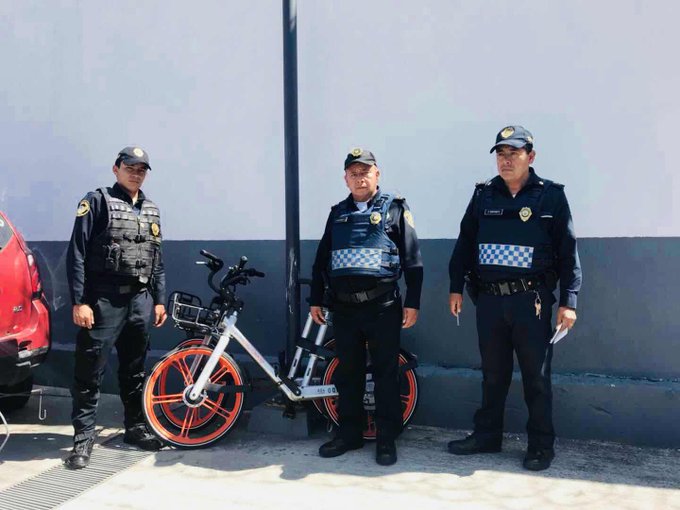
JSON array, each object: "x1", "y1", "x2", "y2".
[{"x1": 0, "y1": 215, "x2": 13, "y2": 250}]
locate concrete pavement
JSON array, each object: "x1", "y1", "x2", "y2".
[{"x1": 1, "y1": 387, "x2": 678, "y2": 510}]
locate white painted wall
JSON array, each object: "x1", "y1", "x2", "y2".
[{"x1": 1, "y1": 0, "x2": 678, "y2": 240}]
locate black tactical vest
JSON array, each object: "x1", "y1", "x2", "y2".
[
  {"x1": 329, "y1": 191, "x2": 401, "y2": 279},
  {"x1": 86, "y1": 187, "x2": 162, "y2": 281},
  {"x1": 474, "y1": 179, "x2": 555, "y2": 280}
]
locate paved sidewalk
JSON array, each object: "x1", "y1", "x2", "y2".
[{"x1": 1, "y1": 388, "x2": 679, "y2": 510}]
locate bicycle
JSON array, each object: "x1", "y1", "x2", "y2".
[{"x1": 142, "y1": 250, "x2": 419, "y2": 448}]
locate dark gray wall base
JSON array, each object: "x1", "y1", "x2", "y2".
[
  {"x1": 27, "y1": 237, "x2": 680, "y2": 448},
  {"x1": 414, "y1": 366, "x2": 680, "y2": 448}
]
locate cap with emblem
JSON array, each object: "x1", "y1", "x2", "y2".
[
  {"x1": 489, "y1": 126, "x2": 534, "y2": 153},
  {"x1": 117, "y1": 146, "x2": 151, "y2": 169},
  {"x1": 344, "y1": 147, "x2": 377, "y2": 169}
]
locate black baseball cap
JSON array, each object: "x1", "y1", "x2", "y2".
[
  {"x1": 117, "y1": 146, "x2": 151, "y2": 169},
  {"x1": 489, "y1": 126, "x2": 534, "y2": 153},
  {"x1": 344, "y1": 148, "x2": 377, "y2": 169}
]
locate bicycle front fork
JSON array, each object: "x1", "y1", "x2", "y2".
[{"x1": 188, "y1": 312, "x2": 238, "y2": 401}]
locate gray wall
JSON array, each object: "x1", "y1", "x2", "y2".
[{"x1": 2, "y1": 0, "x2": 679, "y2": 240}]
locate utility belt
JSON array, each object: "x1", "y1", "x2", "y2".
[
  {"x1": 89, "y1": 281, "x2": 148, "y2": 295},
  {"x1": 333, "y1": 282, "x2": 397, "y2": 304},
  {"x1": 479, "y1": 274, "x2": 549, "y2": 297}
]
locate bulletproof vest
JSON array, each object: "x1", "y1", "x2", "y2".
[
  {"x1": 86, "y1": 187, "x2": 162, "y2": 281},
  {"x1": 474, "y1": 179, "x2": 555, "y2": 278},
  {"x1": 329, "y1": 191, "x2": 401, "y2": 279}
]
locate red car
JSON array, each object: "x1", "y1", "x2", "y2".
[{"x1": 0, "y1": 211, "x2": 50, "y2": 411}]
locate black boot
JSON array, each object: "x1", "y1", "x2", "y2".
[
  {"x1": 123, "y1": 424, "x2": 163, "y2": 451},
  {"x1": 319, "y1": 437, "x2": 364, "y2": 458},
  {"x1": 523, "y1": 448, "x2": 555, "y2": 471},
  {"x1": 376, "y1": 439, "x2": 397, "y2": 466},
  {"x1": 64, "y1": 437, "x2": 95, "y2": 470},
  {"x1": 447, "y1": 434, "x2": 502, "y2": 455}
]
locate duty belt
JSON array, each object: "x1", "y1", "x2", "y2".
[
  {"x1": 333, "y1": 283, "x2": 396, "y2": 304},
  {"x1": 91, "y1": 283, "x2": 147, "y2": 295},
  {"x1": 480, "y1": 275, "x2": 546, "y2": 297}
]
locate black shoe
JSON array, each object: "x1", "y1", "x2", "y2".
[
  {"x1": 319, "y1": 437, "x2": 364, "y2": 458},
  {"x1": 376, "y1": 440, "x2": 397, "y2": 466},
  {"x1": 123, "y1": 424, "x2": 163, "y2": 451},
  {"x1": 447, "y1": 434, "x2": 502, "y2": 455},
  {"x1": 523, "y1": 448, "x2": 555, "y2": 471},
  {"x1": 64, "y1": 437, "x2": 95, "y2": 470}
]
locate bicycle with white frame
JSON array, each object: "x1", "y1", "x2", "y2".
[{"x1": 142, "y1": 250, "x2": 419, "y2": 448}]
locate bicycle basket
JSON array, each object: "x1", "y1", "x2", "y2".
[{"x1": 169, "y1": 291, "x2": 222, "y2": 333}]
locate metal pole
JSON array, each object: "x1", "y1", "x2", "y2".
[{"x1": 282, "y1": 0, "x2": 300, "y2": 359}]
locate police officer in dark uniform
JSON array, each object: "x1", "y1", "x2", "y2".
[
  {"x1": 447, "y1": 127, "x2": 581, "y2": 471},
  {"x1": 64, "y1": 146, "x2": 167, "y2": 469},
  {"x1": 310, "y1": 148, "x2": 423, "y2": 466}
]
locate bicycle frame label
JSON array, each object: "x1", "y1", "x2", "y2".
[{"x1": 301, "y1": 384, "x2": 338, "y2": 399}]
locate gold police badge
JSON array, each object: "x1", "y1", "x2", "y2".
[
  {"x1": 133, "y1": 147, "x2": 144, "y2": 157},
  {"x1": 351, "y1": 148, "x2": 363, "y2": 157},
  {"x1": 151, "y1": 223, "x2": 160, "y2": 236},
  {"x1": 76, "y1": 200, "x2": 90, "y2": 217},
  {"x1": 500, "y1": 127, "x2": 515, "y2": 139},
  {"x1": 370, "y1": 211, "x2": 382, "y2": 225},
  {"x1": 519, "y1": 207, "x2": 532, "y2": 222},
  {"x1": 404, "y1": 210, "x2": 415, "y2": 228}
]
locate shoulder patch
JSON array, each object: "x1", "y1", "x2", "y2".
[
  {"x1": 403, "y1": 209, "x2": 415, "y2": 229},
  {"x1": 76, "y1": 199, "x2": 90, "y2": 217}
]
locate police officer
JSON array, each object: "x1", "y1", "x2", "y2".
[
  {"x1": 447, "y1": 126, "x2": 582, "y2": 471},
  {"x1": 310, "y1": 148, "x2": 423, "y2": 466},
  {"x1": 64, "y1": 146, "x2": 167, "y2": 469}
]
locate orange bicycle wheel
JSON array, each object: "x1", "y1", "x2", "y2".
[
  {"x1": 158, "y1": 338, "x2": 222, "y2": 430},
  {"x1": 143, "y1": 346, "x2": 245, "y2": 448},
  {"x1": 319, "y1": 339, "x2": 419, "y2": 440}
]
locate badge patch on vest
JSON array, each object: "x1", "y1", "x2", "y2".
[
  {"x1": 479, "y1": 243, "x2": 533, "y2": 269},
  {"x1": 370, "y1": 211, "x2": 382, "y2": 225},
  {"x1": 519, "y1": 207, "x2": 532, "y2": 222},
  {"x1": 484, "y1": 209, "x2": 504, "y2": 216},
  {"x1": 151, "y1": 223, "x2": 160, "y2": 237},
  {"x1": 403, "y1": 210, "x2": 415, "y2": 228},
  {"x1": 76, "y1": 200, "x2": 90, "y2": 217},
  {"x1": 332, "y1": 248, "x2": 382, "y2": 270}
]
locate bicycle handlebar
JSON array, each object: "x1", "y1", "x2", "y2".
[{"x1": 195, "y1": 250, "x2": 265, "y2": 300}]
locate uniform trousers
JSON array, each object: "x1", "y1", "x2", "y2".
[
  {"x1": 473, "y1": 285, "x2": 555, "y2": 449},
  {"x1": 332, "y1": 297, "x2": 403, "y2": 442},
  {"x1": 71, "y1": 288, "x2": 152, "y2": 442}
]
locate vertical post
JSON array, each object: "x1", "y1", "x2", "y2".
[{"x1": 282, "y1": 0, "x2": 300, "y2": 358}]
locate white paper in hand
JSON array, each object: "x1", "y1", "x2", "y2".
[{"x1": 549, "y1": 324, "x2": 569, "y2": 345}]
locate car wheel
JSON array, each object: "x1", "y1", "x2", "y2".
[{"x1": 0, "y1": 375, "x2": 34, "y2": 412}]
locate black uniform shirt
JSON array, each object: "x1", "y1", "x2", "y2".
[
  {"x1": 449, "y1": 168, "x2": 582, "y2": 309},
  {"x1": 66, "y1": 183, "x2": 166, "y2": 306},
  {"x1": 311, "y1": 191, "x2": 424, "y2": 309}
]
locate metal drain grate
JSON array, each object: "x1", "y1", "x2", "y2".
[{"x1": 0, "y1": 435, "x2": 154, "y2": 509}]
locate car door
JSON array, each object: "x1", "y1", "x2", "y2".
[{"x1": 0, "y1": 212, "x2": 31, "y2": 342}]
